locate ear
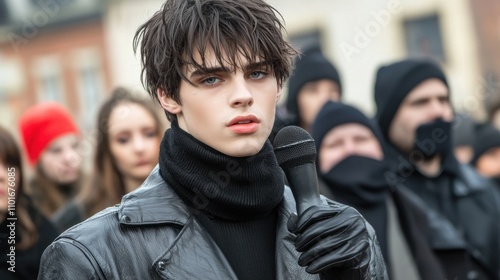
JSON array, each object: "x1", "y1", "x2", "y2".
[
  {"x1": 157, "y1": 88, "x2": 182, "y2": 114},
  {"x1": 276, "y1": 86, "x2": 282, "y2": 103}
]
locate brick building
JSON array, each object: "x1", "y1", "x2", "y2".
[{"x1": 0, "y1": 0, "x2": 111, "y2": 133}]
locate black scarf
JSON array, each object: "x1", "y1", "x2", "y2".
[
  {"x1": 319, "y1": 155, "x2": 390, "y2": 264},
  {"x1": 320, "y1": 155, "x2": 389, "y2": 207},
  {"x1": 414, "y1": 119, "x2": 453, "y2": 161},
  {"x1": 158, "y1": 121, "x2": 284, "y2": 221}
]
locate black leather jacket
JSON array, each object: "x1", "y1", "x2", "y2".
[{"x1": 38, "y1": 167, "x2": 387, "y2": 279}]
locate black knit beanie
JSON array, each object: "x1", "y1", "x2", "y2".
[
  {"x1": 312, "y1": 101, "x2": 383, "y2": 152},
  {"x1": 286, "y1": 51, "x2": 342, "y2": 118},
  {"x1": 471, "y1": 123, "x2": 500, "y2": 165},
  {"x1": 374, "y1": 59, "x2": 448, "y2": 140}
]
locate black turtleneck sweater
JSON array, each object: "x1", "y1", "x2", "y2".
[{"x1": 159, "y1": 121, "x2": 285, "y2": 280}]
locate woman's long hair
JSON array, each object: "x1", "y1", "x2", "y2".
[
  {"x1": 29, "y1": 162, "x2": 82, "y2": 218},
  {"x1": 0, "y1": 126, "x2": 37, "y2": 250},
  {"x1": 78, "y1": 87, "x2": 163, "y2": 218}
]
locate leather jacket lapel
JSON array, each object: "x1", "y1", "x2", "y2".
[{"x1": 154, "y1": 216, "x2": 239, "y2": 279}]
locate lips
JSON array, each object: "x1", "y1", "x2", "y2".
[
  {"x1": 136, "y1": 160, "x2": 150, "y2": 167},
  {"x1": 228, "y1": 115, "x2": 259, "y2": 126},
  {"x1": 227, "y1": 115, "x2": 260, "y2": 134}
]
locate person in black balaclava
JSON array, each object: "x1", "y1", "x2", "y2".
[
  {"x1": 312, "y1": 101, "x2": 467, "y2": 280},
  {"x1": 471, "y1": 123, "x2": 500, "y2": 189},
  {"x1": 282, "y1": 49, "x2": 342, "y2": 132},
  {"x1": 374, "y1": 58, "x2": 500, "y2": 280}
]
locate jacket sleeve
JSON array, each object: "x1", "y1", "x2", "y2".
[
  {"x1": 38, "y1": 238, "x2": 103, "y2": 280},
  {"x1": 365, "y1": 221, "x2": 389, "y2": 280},
  {"x1": 320, "y1": 198, "x2": 389, "y2": 280},
  {"x1": 320, "y1": 220, "x2": 389, "y2": 280}
]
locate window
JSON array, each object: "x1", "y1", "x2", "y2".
[
  {"x1": 72, "y1": 47, "x2": 104, "y2": 128},
  {"x1": 40, "y1": 75, "x2": 61, "y2": 101},
  {"x1": 403, "y1": 14, "x2": 445, "y2": 62},
  {"x1": 289, "y1": 29, "x2": 323, "y2": 54},
  {"x1": 32, "y1": 55, "x2": 65, "y2": 103}
]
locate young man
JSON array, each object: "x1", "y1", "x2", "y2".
[
  {"x1": 38, "y1": 0, "x2": 387, "y2": 279},
  {"x1": 374, "y1": 58, "x2": 500, "y2": 279}
]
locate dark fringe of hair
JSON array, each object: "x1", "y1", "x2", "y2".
[{"x1": 133, "y1": 0, "x2": 297, "y2": 121}]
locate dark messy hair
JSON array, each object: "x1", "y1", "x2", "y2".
[{"x1": 133, "y1": 0, "x2": 297, "y2": 121}]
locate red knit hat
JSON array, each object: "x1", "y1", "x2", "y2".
[{"x1": 18, "y1": 102, "x2": 80, "y2": 165}]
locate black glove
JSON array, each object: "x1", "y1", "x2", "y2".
[{"x1": 288, "y1": 204, "x2": 371, "y2": 278}]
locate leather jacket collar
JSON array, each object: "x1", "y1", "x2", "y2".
[
  {"x1": 117, "y1": 165, "x2": 296, "y2": 226},
  {"x1": 118, "y1": 165, "x2": 191, "y2": 226}
]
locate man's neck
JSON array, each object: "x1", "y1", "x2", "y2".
[{"x1": 414, "y1": 155, "x2": 442, "y2": 177}]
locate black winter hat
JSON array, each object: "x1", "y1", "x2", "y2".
[
  {"x1": 471, "y1": 123, "x2": 500, "y2": 165},
  {"x1": 374, "y1": 59, "x2": 448, "y2": 140},
  {"x1": 286, "y1": 51, "x2": 342, "y2": 118},
  {"x1": 312, "y1": 101, "x2": 383, "y2": 153}
]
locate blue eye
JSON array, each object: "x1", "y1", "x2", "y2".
[
  {"x1": 250, "y1": 71, "x2": 265, "y2": 79},
  {"x1": 203, "y1": 77, "x2": 219, "y2": 85}
]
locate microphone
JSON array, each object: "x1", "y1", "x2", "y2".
[{"x1": 273, "y1": 126, "x2": 323, "y2": 215}]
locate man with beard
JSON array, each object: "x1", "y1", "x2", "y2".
[{"x1": 374, "y1": 58, "x2": 500, "y2": 279}]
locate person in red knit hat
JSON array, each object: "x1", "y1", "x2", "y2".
[{"x1": 18, "y1": 102, "x2": 84, "y2": 219}]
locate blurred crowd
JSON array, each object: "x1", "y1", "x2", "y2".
[{"x1": 1, "y1": 48, "x2": 500, "y2": 279}]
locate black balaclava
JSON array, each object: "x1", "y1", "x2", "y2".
[
  {"x1": 286, "y1": 50, "x2": 342, "y2": 124},
  {"x1": 312, "y1": 101, "x2": 383, "y2": 152},
  {"x1": 414, "y1": 119, "x2": 453, "y2": 160},
  {"x1": 311, "y1": 101, "x2": 390, "y2": 263},
  {"x1": 374, "y1": 59, "x2": 448, "y2": 140},
  {"x1": 471, "y1": 123, "x2": 500, "y2": 166},
  {"x1": 311, "y1": 101, "x2": 389, "y2": 205}
]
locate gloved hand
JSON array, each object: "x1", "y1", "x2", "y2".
[{"x1": 288, "y1": 203, "x2": 374, "y2": 279}]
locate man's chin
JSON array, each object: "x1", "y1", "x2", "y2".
[{"x1": 221, "y1": 141, "x2": 265, "y2": 158}]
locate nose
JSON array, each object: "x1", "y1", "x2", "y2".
[
  {"x1": 132, "y1": 135, "x2": 146, "y2": 153},
  {"x1": 229, "y1": 77, "x2": 254, "y2": 108},
  {"x1": 62, "y1": 147, "x2": 81, "y2": 167},
  {"x1": 428, "y1": 99, "x2": 447, "y2": 120},
  {"x1": 341, "y1": 139, "x2": 357, "y2": 158}
]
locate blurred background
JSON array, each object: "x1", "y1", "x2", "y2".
[{"x1": 1, "y1": 0, "x2": 499, "y2": 136}]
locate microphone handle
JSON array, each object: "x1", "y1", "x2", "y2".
[{"x1": 284, "y1": 163, "x2": 323, "y2": 215}]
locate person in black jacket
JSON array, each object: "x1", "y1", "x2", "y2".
[
  {"x1": 374, "y1": 58, "x2": 500, "y2": 279},
  {"x1": 0, "y1": 126, "x2": 59, "y2": 279},
  {"x1": 312, "y1": 101, "x2": 484, "y2": 279},
  {"x1": 38, "y1": 0, "x2": 387, "y2": 279}
]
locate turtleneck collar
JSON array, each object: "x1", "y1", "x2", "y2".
[{"x1": 158, "y1": 121, "x2": 284, "y2": 221}]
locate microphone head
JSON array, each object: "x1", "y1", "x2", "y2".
[{"x1": 273, "y1": 126, "x2": 317, "y2": 170}]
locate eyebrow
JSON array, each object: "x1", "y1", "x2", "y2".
[{"x1": 189, "y1": 60, "x2": 271, "y2": 78}]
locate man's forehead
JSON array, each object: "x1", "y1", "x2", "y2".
[
  {"x1": 183, "y1": 47, "x2": 265, "y2": 73},
  {"x1": 404, "y1": 79, "x2": 449, "y2": 101}
]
